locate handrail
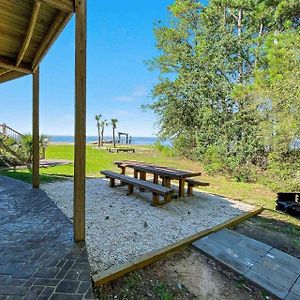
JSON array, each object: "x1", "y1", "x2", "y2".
[
  {"x1": 0, "y1": 140, "x2": 23, "y2": 164},
  {"x1": 0, "y1": 124, "x2": 23, "y2": 141}
]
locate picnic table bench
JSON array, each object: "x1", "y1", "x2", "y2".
[
  {"x1": 186, "y1": 178, "x2": 210, "y2": 196},
  {"x1": 101, "y1": 170, "x2": 174, "y2": 206},
  {"x1": 107, "y1": 148, "x2": 135, "y2": 153}
]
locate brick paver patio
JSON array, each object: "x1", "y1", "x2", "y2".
[{"x1": 0, "y1": 176, "x2": 94, "y2": 299}]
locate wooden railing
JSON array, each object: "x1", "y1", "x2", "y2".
[
  {"x1": 0, "y1": 124, "x2": 23, "y2": 141},
  {"x1": 0, "y1": 139, "x2": 24, "y2": 164}
]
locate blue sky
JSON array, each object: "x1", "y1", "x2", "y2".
[{"x1": 0, "y1": 0, "x2": 176, "y2": 137}]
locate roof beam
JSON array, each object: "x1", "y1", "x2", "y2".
[
  {"x1": 0, "y1": 56, "x2": 32, "y2": 74},
  {"x1": 0, "y1": 71, "x2": 27, "y2": 84},
  {"x1": 32, "y1": 11, "x2": 73, "y2": 71},
  {"x1": 16, "y1": 0, "x2": 41, "y2": 67},
  {"x1": 39, "y1": 0, "x2": 74, "y2": 12},
  {"x1": 0, "y1": 70, "x2": 11, "y2": 77}
]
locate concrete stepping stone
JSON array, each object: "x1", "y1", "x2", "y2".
[
  {"x1": 193, "y1": 236, "x2": 251, "y2": 274},
  {"x1": 269, "y1": 248, "x2": 300, "y2": 275},
  {"x1": 290, "y1": 276, "x2": 300, "y2": 298},
  {"x1": 193, "y1": 229, "x2": 300, "y2": 300},
  {"x1": 244, "y1": 269, "x2": 290, "y2": 299}
]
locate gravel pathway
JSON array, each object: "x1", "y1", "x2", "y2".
[{"x1": 42, "y1": 178, "x2": 255, "y2": 274}]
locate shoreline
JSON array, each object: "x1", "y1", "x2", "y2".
[{"x1": 48, "y1": 142, "x2": 154, "y2": 147}]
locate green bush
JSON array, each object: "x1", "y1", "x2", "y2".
[
  {"x1": 260, "y1": 151, "x2": 300, "y2": 192},
  {"x1": 154, "y1": 141, "x2": 176, "y2": 157},
  {"x1": 201, "y1": 145, "x2": 226, "y2": 175},
  {"x1": 200, "y1": 144, "x2": 258, "y2": 182},
  {"x1": 231, "y1": 163, "x2": 258, "y2": 183},
  {"x1": 0, "y1": 134, "x2": 48, "y2": 167},
  {"x1": 173, "y1": 134, "x2": 196, "y2": 159}
]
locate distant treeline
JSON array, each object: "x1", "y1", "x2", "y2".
[{"x1": 146, "y1": 0, "x2": 300, "y2": 191}]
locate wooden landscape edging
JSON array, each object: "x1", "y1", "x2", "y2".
[{"x1": 92, "y1": 206, "x2": 263, "y2": 287}]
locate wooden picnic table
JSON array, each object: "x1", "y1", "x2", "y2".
[{"x1": 114, "y1": 160, "x2": 201, "y2": 198}]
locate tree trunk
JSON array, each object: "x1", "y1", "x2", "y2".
[
  {"x1": 254, "y1": 23, "x2": 264, "y2": 69},
  {"x1": 237, "y1": 8, "x2": 243, "y2": 84},
  {"x1": 101, "y1": 127, "x2": 104, "y2": 147},
  {"x1": 97, "y1": 126, "x2": 101, "y2": 148},
  {"x1": 113, "y1": 128, "x2": 116, "y2": 148}
]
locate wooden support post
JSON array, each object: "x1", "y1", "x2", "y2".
[
  {"x1": 178, "y1": 178, "x2": 185, "y2": 198},
  {"x1": 163, "y1": 177, "x2": 172, "y2": 203},
  {"x1": 153, "y1": 174, "x2": 159, "y2": 184},
  {"x1": 32, "y1": 68, "x2": 40, "y2": 188},
  {"x1": 74, "y1": 0, "x2": 87, "y2": 242},
  {"x1": 139, "y1": 171, "x2": 146, "y2": 191},
  {"x1": 163, "y1": 177, "x2": 170, "y2": 188},
  {"x1": 134, "y1": 170, "x2": 138, "y2": 179},
  {"x1": 120, "y1": 166, "x2": 126, "y2": 186}
]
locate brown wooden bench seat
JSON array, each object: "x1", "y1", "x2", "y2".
[
  {"x1": 107, "y1": 148, "x2": 135, "y2": 153},
  {"x1": 100, "y1": 170, "x2": 174, "y2": 206},
  {"x1": 185, "y1": 179, "x2": 210, "y2": 196}
]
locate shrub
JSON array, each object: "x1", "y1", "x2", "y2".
[
  {"x1": 201, "y1": 145, "x2": 226, "y2": 175},
  {"x1": 154, "y1": 141, "x2": 176, "y2": 157}
]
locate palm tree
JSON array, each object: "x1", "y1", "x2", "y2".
[
  {"x1": 100, "y1": 120, "x2": 108, "y2": 147},
  {"x1": 39, "y1": 134, "x2": 48, "y2": 159},
  {"x1": 95, "y1": 114, "x2": 102, "y2": 147},
  {"x1": 111, "y1": 118, "x2": 118, "y2": 148}
]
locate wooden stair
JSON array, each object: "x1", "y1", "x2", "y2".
[
  {"x1": 0, "y1": 124, "x2": 24, "y2": 164},
  {"x1": 0, "y1": 123, "x2": 23, "y2": 142}
]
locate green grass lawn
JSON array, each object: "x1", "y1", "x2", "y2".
[
  {"x1": 0, "y1": 144, "x2": 184, "y2": 182},
  {"x1": 1, "y1": 143, "x2": 299, "y2": 236}
]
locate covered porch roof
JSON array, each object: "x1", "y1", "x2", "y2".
[
  {"x1": 0, "y1": 0, "x2": 87, "y2": 242},
  {"x1": 0, "y1": 0, "x2": 74, "y2": 83}
]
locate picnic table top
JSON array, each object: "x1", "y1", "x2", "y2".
[{"x1": 114, "y1": 160, "x2": 201, "y2": 179}]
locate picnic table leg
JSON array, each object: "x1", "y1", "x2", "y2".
[
  {"x1": 127, "y1": 184, "x2": 134, "y2": 196},
  {"x1": 187, "y1": 183, "x2": 194, "y2": 197},
  {"x1": 152, "y1": 193, "x2": 160, "y2": 206},
  {"x1": 120, "y1": 166, "x2": 126, "y2": 175},
  {"x1": 120, "y1": 166, "x2": 126, "y2": 186},
  {"x1": 178, "y1": 178, "x2": 185, "y2": 198},
  {"x1": 109, "y1": 178, "x2": 115, "y2": 188},
  {"x1": 139, "y1": 171, "x2": 146, "y2": 192},
  {"x1": 163, "y1": 177, "x2": 172, "y2": 203},
  {"x1": 153, "y1": 174, "x2": 159, "y2": 184},
  {"x1": 134, "y1": 170, "x2": 138, "y2": 178}
]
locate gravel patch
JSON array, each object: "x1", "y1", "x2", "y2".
[{"x1": 42, "y1": 178, "x2": 255, "y2": 274}]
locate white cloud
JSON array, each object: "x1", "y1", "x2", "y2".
[{"x1": 115, "y1": 85, "x2": 149, "y2": 102}]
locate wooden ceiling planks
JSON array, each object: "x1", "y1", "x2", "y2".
[{"x1": 0, "y1": 0, "x2": 74, "y2": 83}]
